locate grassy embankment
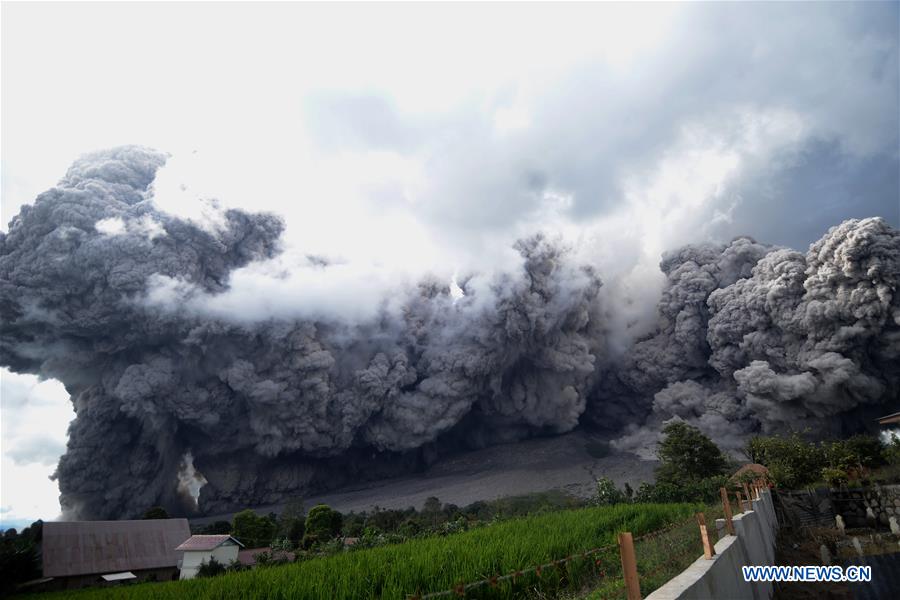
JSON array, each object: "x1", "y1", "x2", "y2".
[{"x1": 39, "y1": 503, "x2": 703, "y2": 600}]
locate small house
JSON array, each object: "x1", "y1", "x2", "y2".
[
  {"x1": 877, "y1": 412, "x2": 900, "y2": 428},
  {"x1": 41, "y1": 519, "x2": 191, "y2": 591},
  {"x1": 175, "y1": 534, "x2": 244, "y2": 579}
]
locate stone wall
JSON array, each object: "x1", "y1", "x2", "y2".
[{"x1": 830, "y1": 484, "x2": 900, "y2": 528}]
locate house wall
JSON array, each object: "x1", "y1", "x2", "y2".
[
  {"x1": 179, "y1": 543, "x2": 240, "y2": 580},
  {"x1": 28, "y1": 568, "x2": 179, "y2": 593}
]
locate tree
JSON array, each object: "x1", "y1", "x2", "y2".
[
  {"x1": 304, "y1": 504, "x2": 343, "y2": 546},
  {"x1": 746, "y1": 433, "x2": 825, "y2": 488},
  {"x1": 842, "y1": 434, "x2": 887, "y2": 469},
  {"x1": 594, "y1": 477, "x2": 626, "y2": 505},
  {"x1": 0, "y1": 522, "x2": 42, "y2": 594},
  {"x1": 200, "y1": 520, "x2": 232, "y2": 535},
  {"x1": 232, "y1": 509, "x2": 276, "y2": 548},
  {"x1": 142, "y1": 506, "x2": 170, "y2": 520},
  {"x1": 656, "y1": 421, "x2": 729, "y2": 484},
  {"x1": 886, "y1": 431, "x2": 900, "y2": 465},
  {"x1": 277, "y1": 497, "x2": 306, "y2": 546},
  {"x1": 422, "y1": 497, "x2": 441, "y2": 513}
]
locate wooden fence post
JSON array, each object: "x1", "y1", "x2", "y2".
[
  {"x1": 720, "y1": 487, "x2": 735, "y2": 535},
  {"x1": 618, "y1": 532, "x2": 641, "y2": 600},
  {"x1": 696, "y1": 512, "x2": 716, "y2": 559},
  {"x1": 742, "y1": 482, "x2": 751, "y2": 507},
  {"x1": 736, "y1": 491, "x2": 744, "y2": 514}
]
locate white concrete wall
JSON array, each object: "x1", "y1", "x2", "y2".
[
  {"x1": 179, "y1": 543, "x2": 240, "y2": 580},
  {"x1": 646, "y1": 490, "x2": 778, "y2": 600}
]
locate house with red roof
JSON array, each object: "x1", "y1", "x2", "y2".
[{"x1": 175, "y1": 534, "x2": 244, "y2": 580}]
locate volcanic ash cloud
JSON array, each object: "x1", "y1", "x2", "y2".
[
  {"x1": 612, "y1": 216, "x2": 900, "y2": 455},
  {"x1": 0, "y1": 147, "x2": 607, "y2": 518},
  {"x1": 2, "y1": 147, "x2": 897, "y2": 518}
]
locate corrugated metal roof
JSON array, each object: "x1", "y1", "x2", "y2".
[
  {"x1": 237, "y1": 547, "x2": 294, "y2": 566},
  {"x1": 732, "y1": 463, "x2": 770, "y2": 478},
  {"x1": 43, "y1": 519, "x2": 191, "y2": 577},
  {"x1": 175, "y1": 535, "x2": 244, "y2": 551},
  {"x1": 877, "y1": 411, "x2": 900, "y2": 424}
]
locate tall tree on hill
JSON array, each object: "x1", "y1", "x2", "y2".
[
  {"x1": 656, "y1": 421, "x2": 729, "y2": 484},
  {"x1": 232, "y1": 510, "x2": 276, "y2": 548}
]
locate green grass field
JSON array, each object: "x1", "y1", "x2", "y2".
[{"x1": 39, "y1": 503, "x2": 702, "y2": 600}]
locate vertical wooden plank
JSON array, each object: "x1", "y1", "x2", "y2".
[
  {"x1": 696, "y1": 512, "x2": 716, "y2": 559},
  {"x1": 618, "y1": 532, "x2": 641, "y2": 600},
  {"x1": 743, "y1": 483, "x2": 752, "y2": 509},
  {"x1": 720, "y1": 487, "x2": 735, "y2": 535},
  {"x1": 736, "y1": 491, "x2": 744, "y2": 514}
]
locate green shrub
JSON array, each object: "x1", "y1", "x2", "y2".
[
  {"x1": 885, "y1": 432, "x2": 900, "y2": 465},
  {"x1": 199, "y1": 521, "x2": 232, "y2": 535},
  {"x1": 843, "y1": 434, "x2": 887, "y2": 469},
  {"x1": 397, "y1": 518, "x2": 421, "y2": 538},
  {"x1": 0, "y1": 538, "x2": 41, "y2": 594},
  {"x1": 270, "y1": 537, "x2": 294, "y2": 552},
  {"x1": 142, "y1": 506, "x2": 170, "y2": 520},
  {"x1": 196, "y1": 557, "x2": 226, "y2": 578},
  {"x1": 747, "y1": 432, "x2": 887, "y2": 488},
  {"x1": 634, "y1": 475, "x2": 728, "y2": 504},
  {"x1": 594, "y1": 477, "x2": 626, "y2": 505},
  {"x1": 746, "y1": 432, "x2": 826, "y2": 488},
  {"x1": 226, "y1": 559, "x2": 248, "y2": 572},
  {"x1": 253, "y1": 549, "x2": 293, "y2": 567},
  {"x1": 822, "y1": 467, "x2": 849, "y2": 488}
]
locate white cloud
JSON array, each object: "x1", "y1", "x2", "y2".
[
  {"x1": 0, "y1": 370, "x2": 73, "y2": 523},
  {"x1": 95, "y1": 217, "x2": 126, "y2": 235}
]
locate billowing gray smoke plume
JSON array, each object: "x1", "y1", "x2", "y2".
[
  {"x1": 611, "y1": 217, "x2": 900, "y2": 456},
  {"x1": 0, "y1": 147, "x2": 605, "y2": 518},
  {"x1": 2, "y1": 147, "x2": 898, "y2": 518}
]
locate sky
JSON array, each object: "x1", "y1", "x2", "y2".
[{"x1": 1, "y1": 1, "x2": 898, "y2": 526}]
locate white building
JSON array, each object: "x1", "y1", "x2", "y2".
[{"x1": 175, "y1": 535, "x2": 244, "y2": 580}]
